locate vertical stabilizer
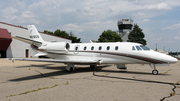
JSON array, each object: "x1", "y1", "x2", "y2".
[{"x1": 28, "y1": 25, "x2": 44, "y2": 43}]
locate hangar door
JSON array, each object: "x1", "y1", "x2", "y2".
[{"x1": 0, "y1": 28, "x2": 12, "y2": 58}]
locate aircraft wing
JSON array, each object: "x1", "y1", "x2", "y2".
[
  {"x1": 12, "y1": 36, "x2": 42, "y2": 46},
  {"x1": 9, "y1": 58, "x2": 103, "y2": 65}
]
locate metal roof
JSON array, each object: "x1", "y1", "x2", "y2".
[
  {"x1": 0, "y1": 28, "x2": 12, "y2": 39},
  {"x1": 0, "y1": 21, "x2": 71, "y2": 41}
]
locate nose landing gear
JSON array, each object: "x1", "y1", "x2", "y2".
[
  {"x1": 152, "y1": 69, "x2": 158, "y2": 75},
  {"x1": 149, "y1": 64, "x2": 158, "y2": 75}
]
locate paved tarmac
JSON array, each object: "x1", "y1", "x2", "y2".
[{"x1": 0, "y1": 58, "x2": 180, "y2": 101}]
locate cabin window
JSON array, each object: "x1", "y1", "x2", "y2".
[
  {"x1": 99, "y1": 46, "x2": 102, "y2": 50},
  {"x1": 107, "y1": 46, "x2": 110, "y2": 50},
  {"x1": 140, "y1": 45, "x2": 150, "y2": 50},
  {"x1": 84, "y1": 46, "x2": 87, "y2": 50},
  {"x1": 75, "y1": 46, "x2": 78, "y2": 50},
  {"x1": 132, "y1": 46, "x2": 136, "y2": 50},
  {"x1": 115, "y1": 46, "x2": 118, "y2": 50},
  {"x1": 136, "y1": 46, "x2": 142, "y2": 51},
  {"x1": 91, "y1": 46, "x2": 94, "y2": 50}
]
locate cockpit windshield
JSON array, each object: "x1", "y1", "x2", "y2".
[
  {"x1": 140, "y1": 45, "x2": 150, "y2": 50},
  {"x1": 135, "y1": 46, "x2": 142, "y2": 50},
  {"x1": 133, "y1": 45, "x2": 150, "y2": 51}
]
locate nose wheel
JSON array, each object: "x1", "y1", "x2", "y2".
[
  {"x1": 152, "y1": 69, "x2": 158, "y2": 75},
  {"x1": 149, "y1": 64, "x2": 159, "y2": 75}
]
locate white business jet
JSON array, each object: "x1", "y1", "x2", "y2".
[{"x1": 11, "y1": 25, "x2": 178, "y2": 75}]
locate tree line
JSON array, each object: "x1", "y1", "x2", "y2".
[
  {"x1": 44, "y1": 30, "x2": 81, "y2": 43},
  {"x1": 95, "y1": 24, "x2": 146, "y2": 45},
  {"x1": 169, "y1": 52, "x2": 180, "y2": 56},
  {"x1": 43, "y1": 24, "x2": 146, "y2": 45}
]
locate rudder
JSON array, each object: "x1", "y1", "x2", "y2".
[{"x1": 28, "y1": 25, "x2": 44, "y2": 42}]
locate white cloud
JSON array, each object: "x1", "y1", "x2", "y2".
[
  {"x1": 29, "y1": 1, "x2": 47, "y2": 9},
  {"x1": 165, "y1": 41, "x2": 176, "y2": 43},
  {"x1": 154, "y1": 38, "x2": 162, "y2": 41},
  {"x1": 2, "y1": 7, "x2": 18, "y2": 15},
  {"x1": 1, "y1": 0, "x2": 180, "y2": 50},
  {"x1": 158, "y1": 2, "x2": 171, "y2": 10},
  {"x1": 162, "y1": 23, "x2": 180, "y2": 30},
  {"x1": 22, "y1": 11, "x2": 35, "y2": 18},
  {"x1": 146, "y1": 2, "x2": 172, "y2": 10},
  {"x1": 61, "y1": 23, "x2": 84, "y2": 33},
  {"x1": 85, "y1": 0, "x2": 105, "y2": 5},
  {"x1": 174, "y1": 36, "x2": 180, "y2": 40},
  {"x1": 166, "y1": 0, "x2": 180, "y2": 6},
  {"x1": 11, "y1": 16, "x2": 18, "y2": 20},
  {"x1": 142, "y1": 19, "x2": 149, "y2": 22}
]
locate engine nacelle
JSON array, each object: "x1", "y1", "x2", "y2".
[{"x1": 45, "y1": 42, "x2": 70, "y2": 53}]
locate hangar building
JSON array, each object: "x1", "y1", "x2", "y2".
[{"x1": 0, "y1": 22, "x2": 71, "y2": 58}]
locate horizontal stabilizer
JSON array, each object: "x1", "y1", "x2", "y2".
[
  {"x1": 12, "y1": 36, "x2": 42, "y2": 46},
  {"x1": 9, "y1": 58, "x2": 103, "y2": 65}
]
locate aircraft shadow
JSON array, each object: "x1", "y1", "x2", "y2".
[
  {"x1": 9, "y1": 65, "x2": 108, "y2": 81},
  {"x1": 15, "y1": 64, "x2": 55, "y2": 68},
  {"x1": 15, "y1": 64, "x2": 111, "y2": 70},
  {"x1": 9, "y1": 67, "x2": 94, "y2": 81},
  {"x1": 9, "y1": 65, "x2": 169, "y2": 82}
]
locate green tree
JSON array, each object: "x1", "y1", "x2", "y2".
[
  {"x1": 43, "y1": 29, "x2": 81, "y2": 43},
  {"x1": 69, "y1": 36, "x2": 81, "y2": 43},
  {"x1": 54, "y1": 29, "x2": 69, "y2": 39},
  {"x1": 98, "y1": 30, "x2": 123, "y2": 42},
  {"x1": 68, "y1": 31, "x2": 81, "y2": 43},
  {"x1": 127, "y1": 24, "x2": 147, "y2": 45},
  {"x1": 44, "y1": 30, "x2": 53, "y2": 35}
]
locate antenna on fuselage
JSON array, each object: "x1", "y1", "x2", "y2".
[{"x1": 90, "y1": 40, "x2": 93, "y2": 43}]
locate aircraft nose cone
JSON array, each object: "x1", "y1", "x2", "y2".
[
  {"x1": 153, "y1": 51, "x2": 178, "y2": 64},
  {"x1": 163, "y1": 54, "x2": 178, "y2": 64},
  {"x1": 168, "y1": 56, "x2": 178, "y2": 63}
]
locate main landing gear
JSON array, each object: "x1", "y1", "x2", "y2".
[
  {"x1": 66, "y1": 63, "x2": 75, "y2": 72},
  {"x1": 149, "y1": 64, "x2": 158, "y2": 75},
  {"x1": 117, "y1": 64, "x2": 128, "y2": 70},
  {"x1": 90, "y1": 65, "x2": 97, "y2": 69},
  {"x1": 65, "y1": 64, "x2": 98, "y2": 73}
]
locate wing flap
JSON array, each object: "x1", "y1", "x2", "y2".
[
  {"x1": 9, "y1": 58, "x2": 103, "y2": 64},
  {"x1": 12, "y1": 36, "x2": 42, "y2": 46}
]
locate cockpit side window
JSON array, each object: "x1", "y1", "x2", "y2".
[
  {"x1": 140, "y1": 45, "x2": 150, "y2": 50},
  {"x1": 136, "y1": 46, "x2": 142, "y2": 51},
  {"x1": 132, "y1": 46, "x2": 136, "y2": 50}
]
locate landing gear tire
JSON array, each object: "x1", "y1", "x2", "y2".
[
  {"x1": 67, "y1": 67, "x2": 74, "y2": 72},
  {"x1": 152, "y1": 70, "x2": 158, "y2": 75},
  {"x1": 90, "y1": 65, "x2": 97, "y2": 69}
]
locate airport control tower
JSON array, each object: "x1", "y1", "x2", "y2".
[{"x1": 117, "y1": 19, "x2": 133, "y2": 42}]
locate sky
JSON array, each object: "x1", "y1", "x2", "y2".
[{"x1": 1, "y1": 0, "x2": 180, "y2": 52}]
